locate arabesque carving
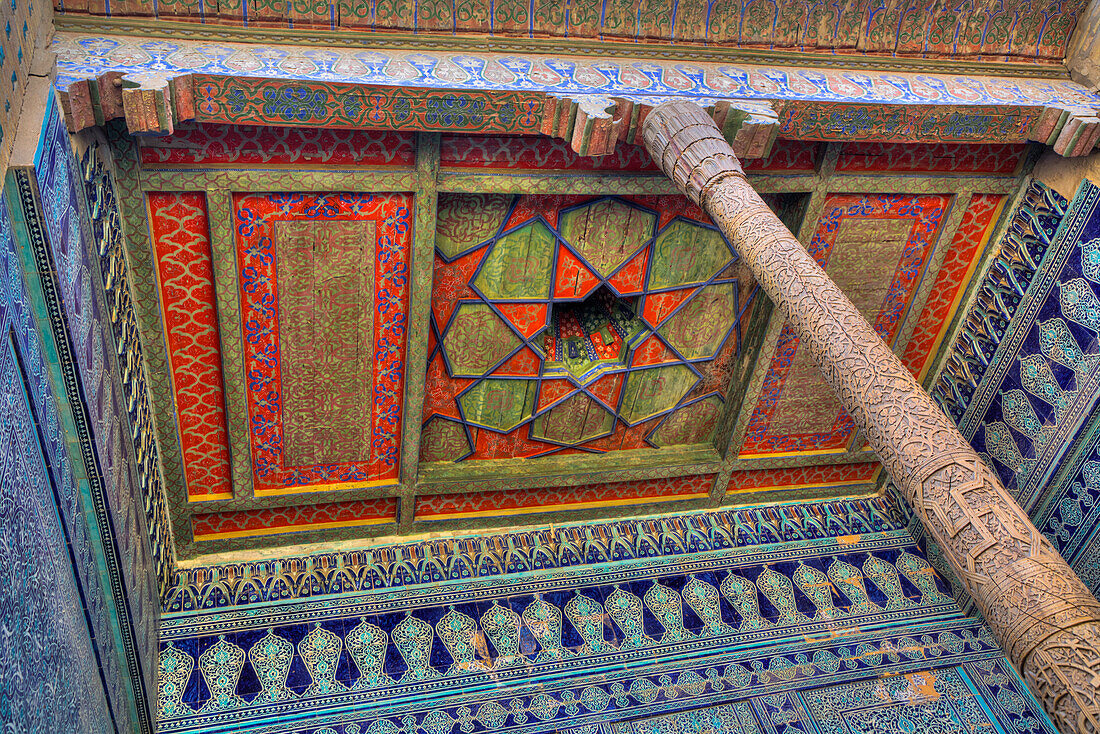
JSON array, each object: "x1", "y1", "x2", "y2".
[{"x1": 642, "y1": 101, "x2": 1100, "y2": 734}]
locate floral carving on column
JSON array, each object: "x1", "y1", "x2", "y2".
[{"x1": 641, "y1": 100, "x2": 1100, "y2": 734}]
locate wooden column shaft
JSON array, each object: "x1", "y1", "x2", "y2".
[{"x1": 642, "y1": 101, "x2": 1100, "y2": 734}]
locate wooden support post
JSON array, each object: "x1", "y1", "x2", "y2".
[{"x1": 642, "y1": 100, "x2": 1100, "y2": 734}]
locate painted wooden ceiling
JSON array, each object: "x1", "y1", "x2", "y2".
[
  {"x1": 52, "y1": 0, "x2": 1083, "y2": 66},
  {"x1": 121, "y1": 123, "x2": 1025, "y2": 558}
]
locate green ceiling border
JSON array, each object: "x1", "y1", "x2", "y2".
[
  {"x1": 418, "y1": 445, "x2": 723, "y2": 486},
  {"x1": 398, "y1": 132, "x2": 440, "y2": 530}
]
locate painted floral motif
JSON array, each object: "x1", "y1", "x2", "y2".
[
  {"x1": 606, "y1": 586, "x2": 656, "y2": 650},
  {"x1": 299, "y1": 624, "x2": 347, "y2": 697},
  {"x1": 827, "y1": 559, "x2": 883, "y2": 615},
  {"x1": 720, "y1": 574, "x2": 771, "y2": 632},
  {"x1": 644, "y1": 582, "x2": 695, "y2": 643},
  {"x1": 198, "y1": 637, "x2": 247, "y2": 712},
  {"x1": 682, "y1": 577, "x2": 735, "y2": 636},
  {"x1": 346, "y1": 619, "x2": 394, "y2": 690},
  {"x1": 393, "y1": 615, "x2": 441, "y2": 682},
  {"x1": 233, "y1": 192, "x2": 410, "y2": 490},
  {"x1": 523, "y1": 597, "x2": 574, "y2": 662}
]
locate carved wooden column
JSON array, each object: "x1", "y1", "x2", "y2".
[{"x1": 642, "y1": 101, "x2": 1100, "y2": 733}]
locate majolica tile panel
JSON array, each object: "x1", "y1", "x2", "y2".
[
  {"x1": 155, "y1": 500, "x2": 1057, "y2": 733},
  {"x1": 0, "y1": 194, "x2": 114, "y2": 733},
  {"x1": 935, "y1": 180, "x2": 1100, "y2": 596},
  {"x1": 164, "y1": 498, "x2": 900, "y2": 611},
  {"x1": 960, "y1": 182, "x2": 1100, "y2": 504},
  {"x1": 613, "y1": 660, "x2": 1055, "y2": 734},
  {"x1": 14, "y1": 91, "x2": 161, "y2": 730}
]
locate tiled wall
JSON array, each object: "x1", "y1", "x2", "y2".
[
  {"x1": 0, "y1": 133, "x2": 113, "y2": 733},
  {"x1": 932, "y1": 179, "x2": 1100, "y2": 599},
  {"x1": 156, "y1": 497, "x2": 1056, "y2": 734},
  {"x1": 4, "y1": 82, "x2": 161, "y2": 733}
]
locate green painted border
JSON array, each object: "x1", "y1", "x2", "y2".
[
  {"x1": 397, "y1": 132, "x2": 440, "y2": 528},
  {"x1": 418, "y1": 444, "x2": 721, "y2": 485}
]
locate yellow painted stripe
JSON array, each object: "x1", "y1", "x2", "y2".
[
  {"x1": 418, "y1": 492, "x2": 709, "y2": 521},
  {"x1": 738, "y1": 447, "x2": 848, "y2": 460},
  {"x1": 187, "y1": 491, "x2": 234, "y2": 503},
  {"x1": 254, "y1": 478, "x2": 398, "y2": 497},
  {"x1": 193, "y1": 516, "x2": 393, "y2": 542}
]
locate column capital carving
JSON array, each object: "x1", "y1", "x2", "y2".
[
  {"x1": 641, "y1": 102, "x2": 746, "y2": 206},
  {"x1": 642, "y1": 100, "x2": 1100, "y2": 734}
]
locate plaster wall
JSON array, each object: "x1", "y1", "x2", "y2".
[{"x1": 1034, "y1": 148, "x2": 1100, "y2": 200}]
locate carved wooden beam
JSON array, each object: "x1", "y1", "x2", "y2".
[
  {"x1": 58, "y1": 68, "x2": 1100, "y2": 157},
  {"x1": 60, "y1": 71, "x2": 779, "y2": 158},
  {"x1": 642, "y1": 100, "x2": 1100, "y2": 734},
  {"x1": 1033, "y1": 104, "x2": 1100, "y2": 157}
]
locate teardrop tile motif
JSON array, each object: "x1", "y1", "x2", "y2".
[
  {"x1": 793, "y1": 562, "x2": 841, "y2": 620},
  {"x1": 863, "y1": 555, "x2": 915, "y2": 610},
  {"x1": 346, "y1": 618, "x2": 394, "y2": 690},
  {"x1": 248, "y1": 630, "x2": 297, "y2": 703},
  {"x1": 643, "y1": 582, "x2": 696, "y2": 643},
  {"x1": 392, "y1": 615, "x2": 441, "y2": 682},
  {"x1": 828, "y1": 558, "x2": 882, "y2": 615},
  {"x1": 564, "y1": 593, "x2": 614, "y2": 654},
  {"x1": 198, "y1": 636, "x2": 246, "y2": 712},
  {"x1": 719, "y1": 573, "x2": 772, "y2": 631},
  {"x1": 756, "y1": 566, "x2": 812, "y2": 626},
  {"x1": 480, "y1": 602, "x2": 524, "y2": 669},
  {"x1": 896, "y1": 550, "x2": 955, "y2": 605},
  {"x1": 436, "y1": 607, "x2": 489, "y2": 675},
  {"x1": 606, "y1": 586, "x2": 655, "y2": 650},
  {"x1": 298, "y1": 624, "x2": 347, "y2": 697},
  {"x1": 523, "y1": 597, "x2": 575, "y2": 662},
  {"x1": 681, "y1": 576, "x2": 734, "y2": 636}
]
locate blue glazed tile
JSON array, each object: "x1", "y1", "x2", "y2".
[{"x1": 236, "y1": 659, "x2": 262, "y2": 702}]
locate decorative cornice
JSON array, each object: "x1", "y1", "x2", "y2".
[
  {"x1": 53, "y1": 15, "x2": 1074, "y2": 79},
  {"x1": 53, "y1": 32, "x2": 1100, "y2": 156}
]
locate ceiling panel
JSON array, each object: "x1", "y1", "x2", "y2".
[
  {"x1": 232, "y1": 192, "x2": 411, "y2": 493},
  {"x1": 126, "y1": 126, "x2": 1020, "y2": 556},
  {"x1": 422, "y1": 193, "x2": 756, "y2": 465},
  {"x1": 738, "y1": 193, "x2": 951, "y2": 458}
]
